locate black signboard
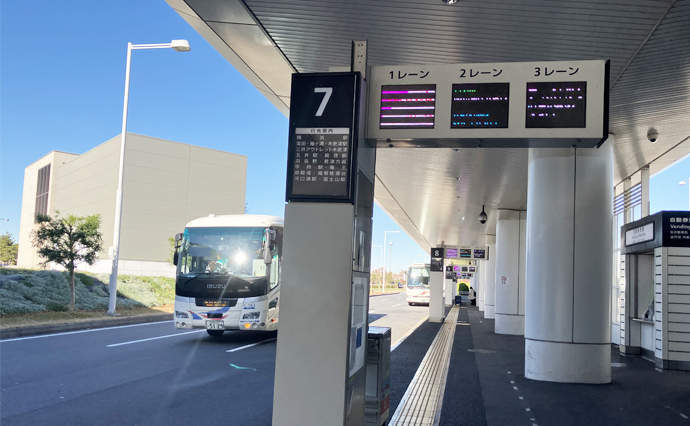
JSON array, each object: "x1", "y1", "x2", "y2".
[
  {"x1": 621, "y1": 211, "x2": 690, "y2": 254},
  {"x1": 459, "y1": 249, "x2": 472, "y2": 258},
  {"x1": 451, "y1": 83, "x2": 509, "y2": 128},
  {"x1": 526, "y1": 81, "x2": 586, "y2": 128},
  {"x1": 461, "y1": 267, "x2": 468, "y2": 272},
  {"x1": 379, "y1": 84, "x2": 436, "y2": 129},
  {"x1": 286, "y1": 73, "x2": 360, "y2": 202},
  {"x1": 473, "y1": 249, "x2": 486, "y2": 259},
  {"x1": 469, "y1": 267, "x2": 476, "y2": 272},
  {"x1": 430, "y1": 247, "x2": 444, "y2": 272}
]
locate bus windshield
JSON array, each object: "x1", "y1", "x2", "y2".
[
  {"x1": 407, "y1": 265, "x2": 430, "y2": 288},
  {"x1": 177, "y1": 226, "x2": 267, "y2": 278}
]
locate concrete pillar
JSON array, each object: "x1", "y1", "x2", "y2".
[
  {"x1": 494, "y1": 210, "x2": 527, "y2": 335},
  {"x1": 524, "y1": 143, "x2": 613, "y2": 384},
  {"x1": 429, "y1": 268, "x2": 445, "y2": 322},
  {"x1": 641, "y1": 166, "x2": 650, "y2": 217},
  {"x1": 477, "y1": 262, "x2": 484, "y2": 311},
  {"x1": 484, "y1": 235, "x2": 497, "y2": 318}
]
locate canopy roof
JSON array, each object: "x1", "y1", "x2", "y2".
[{"x1": 167, "y1": 0, "x2": 690, "y2": 249}]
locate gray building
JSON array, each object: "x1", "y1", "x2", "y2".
[{"x1": 18, "y1": 133, "x2": 247, "y2": 277}]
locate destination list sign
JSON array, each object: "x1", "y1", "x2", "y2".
[{"x1": 290, "y1": 128, "x2": 351, "y2": 198}]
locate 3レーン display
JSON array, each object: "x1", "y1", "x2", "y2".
[{"x1": 379, "y1": 82, "x2": 586, "y2": 129}]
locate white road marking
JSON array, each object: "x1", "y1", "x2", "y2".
[
  {"x1": 510, "y1": 380, "x2": 514, "y2": 384},
  {"x1": 106, "y1": 330, "x2": 203, "y2": 347},
  {"x1": 391, "y1": 304, "x2": 402, "y2": 307},
  {"x1": 507, "y1": 371, "x2": 511, "y2": 374},
  {"x1": 226, "y1": 338, "x2": 277, "y2": 353},
  {"x1": 369, "y1": 310, "x2": 376, "y2": 313},
  {"x1": 526, "y1": 408, "x2": 531, "y2": 412},
  {"x1": 519, "y1": 396, "x2": 524, "y2": 400},
  {"x1": 681, "y1": 414, "x2": 688, "y2": 419},
  {"x1": 1, "y1": 321, "x2": 172, "y2": 343},
  {"x1": 513, "y1": 386, "x2": 518, "y2": 390}
]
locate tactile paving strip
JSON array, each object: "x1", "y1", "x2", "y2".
[{"x1": 389, "y1": 306, "x2": 460, "y2": 426}]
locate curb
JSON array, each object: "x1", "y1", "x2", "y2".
[{"x1": 0, "y1": 313, "x2": 173, "y2": 340}]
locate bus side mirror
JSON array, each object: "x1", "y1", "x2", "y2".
[
  {"x1": 264, "y1": 229, "x2": 276, "y2": 264},
  {"x1": 175, "y1": 233, "x2": 183, "y2": 243}
]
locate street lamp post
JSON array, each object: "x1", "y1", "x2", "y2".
[
  {"x1": 388, "y1": 242, "x2": 393, "y2": 290},
  {"x1": 382, "y1": 230, "x2": 399, "y2": 293},
  {"x1": 680, "y1": 178, "x2": 690, "y2": 210},
  {"x1": 372, "y1": 245, "x2": 383, "y2": 292},
  {"x1": 107, "y1": 40, "x2": 191, "y2": 316}
]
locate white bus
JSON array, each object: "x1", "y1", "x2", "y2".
[
  {"x1": 172, "y1": 215, "x2": 283, "y2": 336},
  {"x1": 406, "y1": 263, "x2": 431, "y2": 306}
]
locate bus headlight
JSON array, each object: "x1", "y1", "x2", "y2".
[
  {"x1": 242, "y1": 312, "x2": 260, "y2": 320},
  {"x1": 175, "y1": 311, "x2": 190, "y2": 319}
]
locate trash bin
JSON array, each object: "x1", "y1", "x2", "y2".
[
  {"x1": 365, "y1": 326, "x2": 391, "y2": 426},
  {"x1": 454, "y1": 295, "x2": 462, "y2": 305}
]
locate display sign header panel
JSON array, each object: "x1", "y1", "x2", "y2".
[
  {"x1": 621, "y1": 211, "x2": 690, "y2": 254},
  {"x1": 367, "y1": 60, "x2": 609, "y2": 148},
  {"x1": 472, "y1": 246, "x2": 489, "y2": 260},
  {"x1": 445, "y1": 248, "x2": 458, "y2": 258},
  {"x1": 286, "y1": 73, "x2": 360, "y2": 203}
]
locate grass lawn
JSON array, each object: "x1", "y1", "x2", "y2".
[{"x1": 0, "y1": 268, "x2": 175, "y2": 330}]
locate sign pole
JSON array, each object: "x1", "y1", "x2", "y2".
[{"x1": 273, "y1": 42, "x2": 376, "y2": 426}]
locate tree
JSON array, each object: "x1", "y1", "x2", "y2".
[
  {"x1": 167, "y1": 236, "x2": 175, "y2": 267},
  {"x1": 0, "y1": 232, "x2": 19, "y2": 265},
  {"x1": 30, "y1": 212, "x2": 103, "y2": 311}
]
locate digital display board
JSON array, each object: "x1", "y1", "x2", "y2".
[
  {"x1": 473, "y1": 249, "x2": 486, "y2": 259},
  {"x1": 453, "y1": 266, "x2": 463, "y2": 272},
  {"x1": 451, "y1": 83, "x2": 509, "y2": 128},
  {"x1": 459, "y1": 249, "x2": 472, "y2": 258},
  {"x1": 461, "y1": 267, "x2": 468, "y2": 272},
  {"x1": 379, "y1": 84, "x2": 436, "y2": 129},
  {"x1": 526, "y1": 81, "x2": 586, "y2": 128},
  {"x1": 469, "y1": 267, "x2": 476, "y2": 272},
  {"x1": 368, "y1": 60, "x2": 608, "y2": 148},
  {"x1": 445, "y1": 248, "x2": 458, "y2": 258}
]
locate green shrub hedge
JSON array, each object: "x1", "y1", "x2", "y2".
[{"x1": 458, "y1": 283, "x2": 470, "y2": 292}]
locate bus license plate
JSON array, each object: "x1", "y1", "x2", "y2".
[{"x1": 206, "y1": 321, "x2": 224, "y2": 330}]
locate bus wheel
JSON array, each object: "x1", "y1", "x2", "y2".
[
  {"x1": 207, "y1": 330, "x2": 224, "y2": 337},
  {"x1": 408, "y1": 302, "x2": 414, "y2": 306}
]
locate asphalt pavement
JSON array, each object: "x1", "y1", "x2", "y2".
[
  {"x1": 0, "y1": 293, "x2": 428, "y2": 426},
  {"x1": 368, "y1": 292, "x2": 429, "y2": 346}
]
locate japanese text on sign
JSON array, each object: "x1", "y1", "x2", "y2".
[{"x1": 291, "y1": 127, "x2": 351, "y2": 197}]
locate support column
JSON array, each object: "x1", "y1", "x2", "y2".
[
  {"x1": 641, "y1": 166, "x2": 650, "y2": 217},
  {"x1": 525, "y1": 142, "x2": 613, "y2": 384},
  {"x1": 478, "y1": 261, "x2": 485, "y2": 311},
  {"x1": 495, "y1": 210, "x2": 527, "y2": 335},
  {"x1": 477, "y1": 262, "x2": 484, "y2": 311},
  {"x1": 484, "y1": 235, "x2": 497, "y2": 318},
  {"x1": 429, "y1": 268, "x2": 445, "y2": 322}
]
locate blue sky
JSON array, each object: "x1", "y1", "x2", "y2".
[{"x1": 1, "y1": 0, "x2": 688, "y2": 273}]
